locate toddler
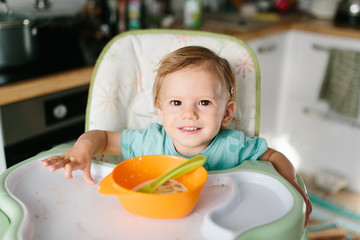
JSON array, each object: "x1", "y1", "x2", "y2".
[{"x1": 41, "y1": 46, "x2": 312, "y2": 225}]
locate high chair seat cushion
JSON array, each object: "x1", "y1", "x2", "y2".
[{"x1": 86, "y1": 30, "x2": 260, "y2": 136}]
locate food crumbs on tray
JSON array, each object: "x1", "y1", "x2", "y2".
[{"x1": 76, "y1": 222, "x2": 87, "y2": 233}]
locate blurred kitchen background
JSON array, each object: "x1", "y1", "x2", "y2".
[{"x1": 1, "y1": 0, "x2": 360, "y2": 237}]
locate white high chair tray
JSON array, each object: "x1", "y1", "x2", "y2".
[{"x1": 3, "y1": 157, "x2": 303, "y2": 240}]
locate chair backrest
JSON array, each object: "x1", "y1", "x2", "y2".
[{"x1": 86, "y1": 29, "x2": 260, "y2": 163}]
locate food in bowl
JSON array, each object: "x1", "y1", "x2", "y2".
[{"x1": 133, "y1": 179, "x2": 188, "y2": 194}]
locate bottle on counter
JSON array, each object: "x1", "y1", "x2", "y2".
[
  {"x1": 117, "y1": 0, "x2": 127, "y2": 32},
  {"x1": 79, "y1": 0, "x2": 114, "y2": 64},
  {"x1": 143, "y1": 0, "x2": 164, "y2": 28},
  {"x1": 184, "y1": 0, "x2": 202, "y2": 29},
  {"x1": 128, "y1": 0, "x2": 142, "y2": 30}
]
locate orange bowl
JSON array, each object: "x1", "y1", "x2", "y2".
[{"x1": 98, "y1": 155, "x2": 208, "y2": 218}]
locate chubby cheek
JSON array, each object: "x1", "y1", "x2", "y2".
[
  {"x1": 157, "y1": 107, "x2": 174, "y2": 126},
  {"x1": 212, "y1": 109, "x2": 226, "y2": 125}
]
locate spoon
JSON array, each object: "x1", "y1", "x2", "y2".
[{"x1": 136, "y1": 155, "x2": 206, "y2": 193}]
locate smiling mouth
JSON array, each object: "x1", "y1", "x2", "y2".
[{"x1": 179, "y1": 127, "x2": 201, "y2": 134}]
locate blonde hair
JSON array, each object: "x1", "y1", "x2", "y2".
[{"x1": 153, "y1": 46, "x2": 237, "y2": 107}]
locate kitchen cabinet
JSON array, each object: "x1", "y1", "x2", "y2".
[
  {"x1": 247, "y1": 32, "x2": 288, "y2": 139},
  {"x1": 249, "y1": 30, "x2": 360, "y2": 193},
  {"x1": 283, "y1": 30, "x2": 360, "y2": 193}
]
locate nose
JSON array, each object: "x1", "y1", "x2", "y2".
[{"x1": 181, "y1": 104, "x2": 198, "y2": 120}]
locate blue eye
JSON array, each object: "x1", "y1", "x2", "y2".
[
  {"x1": 199, "y1": 100, "x2": 211, "y2": 106},
  {"x1": 170, "y1": 100, "x2": 182, "y2": 106}
]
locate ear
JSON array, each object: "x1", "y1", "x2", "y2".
[
  {"x1": 221, "y1": 101, "x2": 236, "y2": 127},
  {"x1": 155, "y1": 99, "x2": 163, "y2": 122}
]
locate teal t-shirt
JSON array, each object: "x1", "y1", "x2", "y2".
[{"x1": 121, "y1": 123, "x2": 268, "y2": 171}]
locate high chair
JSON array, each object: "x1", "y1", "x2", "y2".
[{"x1": 0, "y1": 30, "x2": 307, "y2": 240}]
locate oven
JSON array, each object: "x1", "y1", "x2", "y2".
[{"x1": 0, "y1": 85, "x2": 88, "y2": 169}]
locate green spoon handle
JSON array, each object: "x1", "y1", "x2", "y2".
[{"x1": 137, "y1": 155, "x2": 206, "y2": 193}]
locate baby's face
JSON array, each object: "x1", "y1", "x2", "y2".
[{"x1": 156, "y1": 67, "x2": 235, "y2": 156}]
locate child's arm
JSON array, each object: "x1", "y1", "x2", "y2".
[
  {"x1": 40, "y1": 130, "x2": 122, "y2": 185},
  {"x1": 259, "y1": 148, "x2": 312, "y2": 227}
]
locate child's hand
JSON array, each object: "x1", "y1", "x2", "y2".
[
  {"x1": 259, "y1": 148, "x2": 312, "y2": 227},
  {"x1": 40, "y1": 147, "x2": 95, "y2": 185},
  {"x1": 303, "y1": 193, "x2": 312, "y2": 227},
  {"x1": 292, "y1": 182, "x2": 312, "y2": 227},
  {"x1": 40, "y1": 130, "x2": 121, "y2": 185}
]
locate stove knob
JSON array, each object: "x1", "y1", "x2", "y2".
[{"x1": 53, "y1": 104, "x2": 67, "y2": 119}]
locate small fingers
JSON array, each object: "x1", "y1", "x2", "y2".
[
  {"x1": 64, "y1": 161, "x2": 95, "y2": 185},
  {"x1": 304, "y1": 198, "x2": 312, "y2": 227},
  {"x1": 40, "y1": 155, "x2": 62, "y2": 166},
  {"x1": 64, "y1": 163, "x2": 75, "y2": 180},
  {"x1": 83, "y1": 170, "x2": 96, "y2": 185},
  {"x1": 41, "y1": 155, "x2": 74, "y2": 172},
  {"x1": 41, "y1": 155, "x2": 95, "y2": 185}
]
